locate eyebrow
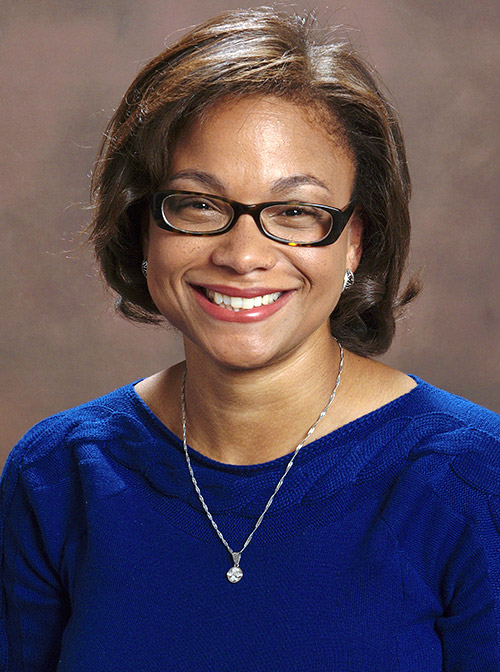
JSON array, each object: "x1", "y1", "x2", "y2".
[
  {"x1": 167, "y1": 170, "x2": 226, "y2": 192},
  {"x1": 270, "y1": 174, "x2": 330, "y2": 194},
  {"x1": 167, "y1": 170, "x2": 331, "y2": 196}
]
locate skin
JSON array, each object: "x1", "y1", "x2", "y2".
[{"x1": 136, "y1": 95, "x2": 416, "y2": 465}]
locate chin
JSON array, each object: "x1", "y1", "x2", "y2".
[
  {"x1": 188, "y1": 335, "x2": 289, "y2": 372},
  {"x1": 222, "y1": 358, "x2": 276, "y2": 372},
  {"x1": 210, "y1": 349, "x2": 281, "y2": 372}
]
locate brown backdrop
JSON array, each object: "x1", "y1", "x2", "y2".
[{"x1": 1, "y1": 0, "x2": 499, "y2": 465}]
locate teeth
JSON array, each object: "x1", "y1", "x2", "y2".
[
  {"x1": 204, "y1": 289, "x2": 283, "y2": 310},
  {"x1": 231, "y1": 296, "x2": 243, "y2": 309}
]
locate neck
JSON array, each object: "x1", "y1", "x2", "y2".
[{"x1": 181, "y1": 333, "x2": 343, "y2": 465}]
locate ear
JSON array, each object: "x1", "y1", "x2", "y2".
[{"x1": 345, "y1": 211, "x2": 363, "y2": 272}]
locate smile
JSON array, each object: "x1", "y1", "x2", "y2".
[{"x1": 204, "y1": 289, "x2": 283, "y2": 311}]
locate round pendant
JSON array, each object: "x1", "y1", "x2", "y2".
[{"x1": 227, "y1": 565, "x2": 243, "y2": 583}]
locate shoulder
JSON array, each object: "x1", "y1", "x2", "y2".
[
  {"x1": 354, "y1": 354, "x2": 500, "y2": 441},
  {"x1": 410, "y1": 376, "x2": 500, "y2": 432},
  {"x1": 376, "y1": 378, "x2": 500, "y2": 583},
  {"x1": 350, "y1": 371, "x2": 500, "y2": 521},
  {"x1": 404, "y1": 377, "x2": 500, "y2": 485},
  {"x1": 8, "y1": 384, "x2": 140, "y2": 460},
  {"x1": 372, "y1": 375, "x2": 500, "y2": 500},
  {"x1": 340, "y1": 355, "x2": 500, "y2": 485},
  {"x1": 374, "y1": 379, "x2": 500, "y2": 610},
  {"x1": 1, "y1": 382, "x2": 149, "y2": 500}
]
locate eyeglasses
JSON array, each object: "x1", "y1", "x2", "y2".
[{"x1": 150, "y1": 190, "x2": 355, "y2": 247}]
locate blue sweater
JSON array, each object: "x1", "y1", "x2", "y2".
[{"x1": 1, "y1": 376, "x2": 500, "y2": 671}]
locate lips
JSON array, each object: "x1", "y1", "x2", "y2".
[{"x1": 192, "y1": 284, "x2": 293, "y2": 323}]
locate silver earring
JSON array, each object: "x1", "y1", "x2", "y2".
[
  {"x1": 141, "y1": 260, "x2": 148, "y2": 278},
  {"x1": 342, "y1": 269, "x2": 354, "y2": 292}
]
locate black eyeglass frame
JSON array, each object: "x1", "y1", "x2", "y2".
[{"x1": 150, "y1": 190, "x2": 356, "y2": 247}]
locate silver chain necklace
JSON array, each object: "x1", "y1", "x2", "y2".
[{"x1": 181, "y1": 341, "x2": 344, "y2": 583}]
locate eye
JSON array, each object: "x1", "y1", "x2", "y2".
[
  {"x1": 279, "y1": 206, "x2": 310, "y2": 217},
  {"x1": 161, "y1": 193, "x2": 230, "y2": 230},
  {"x1": 190, "y1": 199, "x2": 216, "y2": 210},
  {"x1": 175, "y1": 197, "x2": 221, "y2": 212},
  {"x1": 269, "y1": 204, "x2": 324, "y2": 222}
]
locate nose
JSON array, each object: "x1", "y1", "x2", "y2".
[{"x1": 210, "y1": 214, "x2": 278, "y2": 274}]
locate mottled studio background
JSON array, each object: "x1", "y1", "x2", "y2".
[{"x1": 1, "y1": 0, "x2": 499, "y2": 466}]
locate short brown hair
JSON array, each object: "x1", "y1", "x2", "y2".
[{"x1": 89, "y1": 6, "x2": 420, "y2": 356}]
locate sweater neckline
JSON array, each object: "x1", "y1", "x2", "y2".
[
  {"x1": 124, "y1": 373, "x2": 425, "y2": 473},
  {"x1": 96, "y1": 374, "x2": 432, "y2": 513}
]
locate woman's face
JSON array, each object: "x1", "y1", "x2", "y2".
[{"x1": 144, "y1": 95, "x2": 362, "y2": 370}]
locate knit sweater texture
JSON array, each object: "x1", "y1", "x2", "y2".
[{"x1": 1, "y1": 375, "x2": 500, "y2": 671}]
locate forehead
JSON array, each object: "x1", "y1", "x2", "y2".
[{"x1": 167, "y1": 95, "x2": 355, "y2": 200}]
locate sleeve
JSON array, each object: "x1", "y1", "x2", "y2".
[
  {"x1": 0, "y1": 441, "x2": 71, "y2": 672},
  {"x1": 384, "y1": 425, "x2": 500, "y2": 671},
  {"x1": 435, "y1": 434, "x2": 500, "y2": 671},
  {"x1": 434, "y1": 514, "x2": 500, "y2": 671}
]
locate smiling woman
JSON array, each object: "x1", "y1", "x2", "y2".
[
  {"x1": 2, "y1": 7, "x2": 500, "y2": 672},
  {"x1": 144, "y1": 96, "x2": 359, "y2": 367}
]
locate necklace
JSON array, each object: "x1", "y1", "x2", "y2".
[{"x1": 181, "y1": 341, "x2": 344, "y2": 583}]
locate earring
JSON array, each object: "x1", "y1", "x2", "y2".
[
  {"x1": 141, "y1": 260, "x2": 148, "y2": 278},
  {"x1": 342, "y1": 269, "x2": 354, "y2": 292}
]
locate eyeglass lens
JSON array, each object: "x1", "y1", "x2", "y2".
[{"x1": 161, "y1": 193, "x2": 333, "y2": 244}]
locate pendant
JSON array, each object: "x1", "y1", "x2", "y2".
[
  {"x1": 227, "y1": 565, "x2": 243, "y2": 583},
  {"x1": 226, "y1": 552, "x2": 243, "y2": 583}
]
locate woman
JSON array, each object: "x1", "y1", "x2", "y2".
[{"x1": 2, "y1": 7, "x2": 500, "y2": 671}]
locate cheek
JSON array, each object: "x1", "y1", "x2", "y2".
[
  {"x1": 144, "y1": 232, "x2": 180, "y2": 306},
  {"x1": 146, "y1": 228, "x2": 204, "y2": 274},
  {"x1": 296, "y1": 245, "x2": 348, "y2": 321},
  {"x1": 295, "y1": 243, "x2": 346, "y2": 290},
  {"x1": 144, "y1": 233, "x2": 214, "y2": 321}
]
